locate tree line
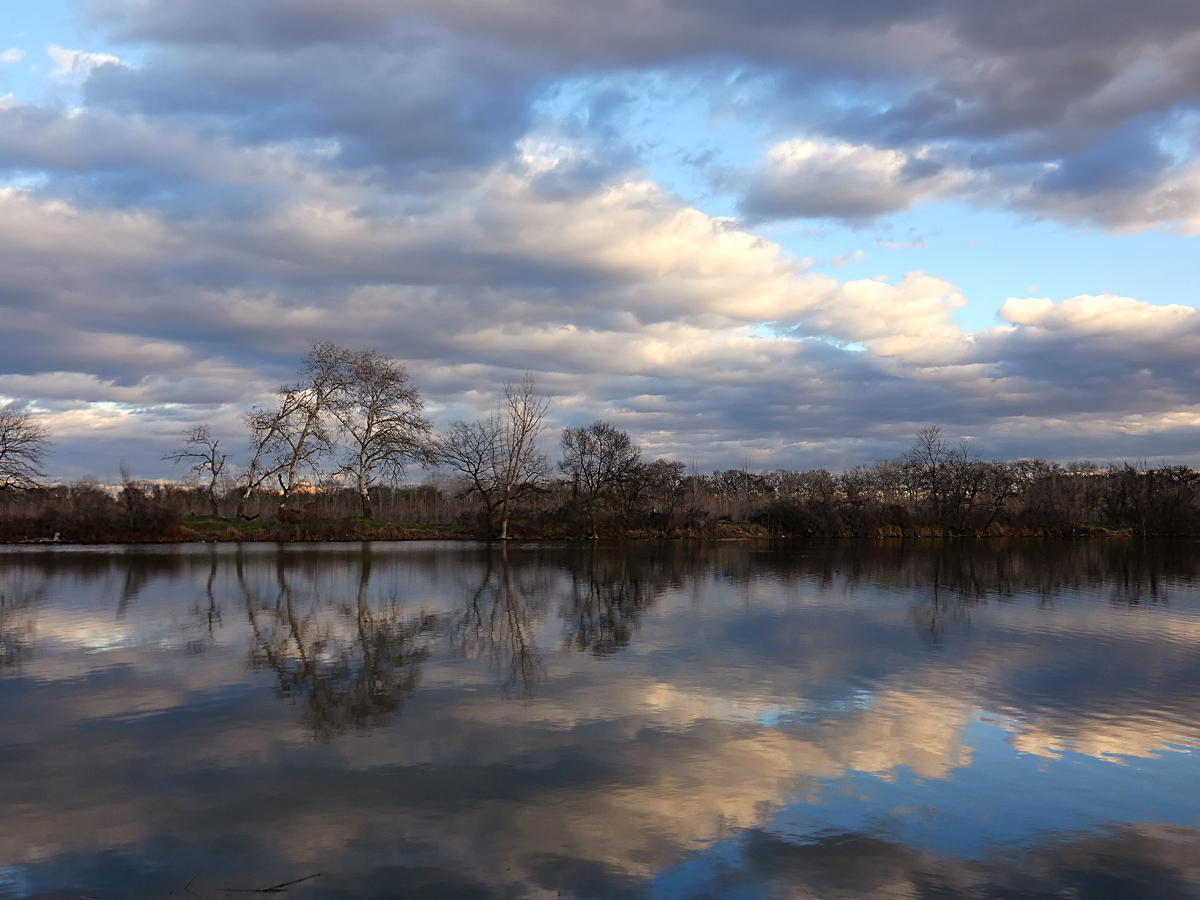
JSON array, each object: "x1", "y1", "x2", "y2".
[{"x1": 3, "y1": 343, "x2": 1200, "y2": 539}]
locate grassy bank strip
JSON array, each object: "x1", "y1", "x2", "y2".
[{"x1": 1, "y1": 514, "x2": 1144, "y2": 545}]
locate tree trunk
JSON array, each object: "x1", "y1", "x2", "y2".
[
  {"x1": 236, "y1": 484, "x2": 253, "y2": 518},
  {"x1": 498, "y1": 487, "x2": 511, "y2": 540}
]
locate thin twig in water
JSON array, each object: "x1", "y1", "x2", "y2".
[
  {"x1": 185, "y1": 870, "x2": 203, "y2": 898},
  {"x1": 224, "y1": 873, "x2": 321, "y2": 894}
]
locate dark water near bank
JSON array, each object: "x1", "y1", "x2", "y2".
[{"x1": 2, "y1": 539, "x2": 1200, "y2": 899}]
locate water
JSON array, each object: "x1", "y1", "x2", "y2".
[{"x1": 1, "y1": 538, "x2": 1199, "y2": 899}]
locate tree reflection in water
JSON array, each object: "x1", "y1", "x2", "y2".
[
  {"x1": 0, "y1": 582, "x2": 38, "y2": 674},
  {"x1": 238, "y1": 542, "x2": 681, "y2": 723},
  {"x1": 241, "y1": 546, "x2": 436, "y2": 740},
  {"x1": 886, "y1": 538, "x2": 1188, "y2": 645},
  {"x1": 4, "y1": 537, "x2": 1195, "y2": 728},
  {"x1": 560, "y1": 546, "x2": 675, "y2": 656},
  {"x1": 453, "y1": 544, "x2": 546, "y2": 694}
]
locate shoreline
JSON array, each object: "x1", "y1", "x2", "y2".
[{"x1": 1, "y1": 520, "x2": 1162, "y2": 547}]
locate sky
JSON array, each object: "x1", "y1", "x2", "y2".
[{"x1": 3, "y1": 0, "x2": 1200, "y2": 481}]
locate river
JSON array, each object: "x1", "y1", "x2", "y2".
[{"x1": 1, "y1": 538, "x2": 1198, "y2": 898}]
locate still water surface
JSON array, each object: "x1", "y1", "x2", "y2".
[{"x1": 1, "y1": 539, "x2": 1199, "y2": 899}]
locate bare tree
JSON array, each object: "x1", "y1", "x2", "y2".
[
  {"x1": 438, "y1": 376, "x2": 550, "y2": 539},
  {"x1": 617, "y1": 458, "x2": 686, "y2": 524},
  {"x1": 943, "y1": 439, "x2": 991, "y2": 530},
  {"x1": 978, "y1": 460, "x2": 1021, "y2": 531},
  {"x1": 236, "y1": 404, "x2": 291, "y2": 517},
  {"x1": 273, "y1": 342, "x2": 349, "y2": 511},
  {"x1": 332, "y1": 349, "x2": 432, "y2": 518},
  {"x1": 559, "y1": 420, "x2": 641, "y2": 537},
  {"x1": 904, "y1": 425, "x2": 951, "y2": 522},
  {"x1": 238, "y1": 342, "x2": 349, "y2": 516},
  {"x1": 0, "y1": 404, "x2": 51, "y2": 490},
  {"x1": 439, "y1": 418, "x2": 501, "y2": 523},
  {"x1": 165, "y1": 424, "x2": 227, "y2": 516}
]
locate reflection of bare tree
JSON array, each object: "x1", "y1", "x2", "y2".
[
  {"x1": 0, "y1": 585, "x2": 40, "y2": 674},
  {"x1": 780, "y1": 538, "x2": 1198, "y2": 603},
  {"x1": 892, "y1": 538, "x2": 1185, "y2": 644},
  {"x1": 453, "y1": 546, "x2": 544, "y2": 694},
  {"x1": 561, "y1": 548, "x2": 672, "y2": 656},
  {"x1": 115, "y1": 552, "x2": 156, "y2": 619},
  {"x1": 181, "y1": 552, "x2": 224, "y2": 655},
  {"x1": 242, "y1": 547, "x2": 436, "y2": 740},
  {"x1": 909, "y1": 584, "x2": 973, "y2": 648},
  {"x1": 1110, "y1": 544, "x2": 1170, "y2": 607}
]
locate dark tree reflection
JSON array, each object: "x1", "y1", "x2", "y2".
[
  {"x1": 0, "y1": 583, "x2": 39, "y2": 674},
  {"x1": 242, "y1": 546, "x2": 436, "y2": 740},
  {"x1": 560, "y1": 547, "x2": 679, "y2": 656},
  {"x1": 182, "y1": 552, "x2": 224, "y2": 655},
  {"x1": 453, "y1": 545, "x2": 546, "y2": 694},
  {"x1": 909, "y1": 584, "x2": 973, "y2": 648},
  {"x1": 883, "y1": 538, "x2": 1187, "y2": 645}
]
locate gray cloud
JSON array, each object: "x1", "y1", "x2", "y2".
[
  {"x1": 75, "y1": 0, "x2": 1200, "y2": 178},
  {"x1": 84, "y1": 33, "x2": 536, "y2": 177},
  {"x1": 739, "y1": 140, "x2": 966, "y2": 222}
]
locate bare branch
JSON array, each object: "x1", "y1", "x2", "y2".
[
  {"x1": 0, "y1": 404, "x2": 51, "y2": 490},
  {"x1": 165, "y1": 424, "x2": 227, "y2": 515}
]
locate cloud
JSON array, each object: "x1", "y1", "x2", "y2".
[
  {"x1": 1000, "y1": 293, "x2": 1200, "y2": 341},
  {"x1": 741, "y1": 140, "x2": 967, "y2": 223},
  {"x1": 2, "y1": 139, "x2": 1200, "y2": 477},
  {"x1": 830, "y1": 249, "x2": 866, "y2": 266},
  {"x1": 46, "y1": 44, "x2": 133, "y2": 80},
  {"x1": 879, "y1": 235, "x2": 925, "y2": 250},
  {"x1": 2, "y1": 0, "x2": 1200, "y2": 474},
  {"x1": 69, "y1": 0, "x2": 1200, "y2": 230},
  {"x1": 1, "y1": 47, "x2": 24, "y2": 63},
  {"x1": 1019, "y1": 154, "x2": 1200, "y2": 233},
  {"x1": 80, "y1": 22, "x2": 536, "y2": 176}
]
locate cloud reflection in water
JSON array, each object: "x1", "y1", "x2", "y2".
[{"x1": 0, "y1": 538, "x2": 1198, "y2": 898}]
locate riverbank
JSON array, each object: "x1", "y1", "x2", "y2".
[
  {"x1": 1, "y1": 513, "x2": 1145, "y2": 545},
  {"x1": 3, "y1": 514, "x2": 780, "y2": 544}
]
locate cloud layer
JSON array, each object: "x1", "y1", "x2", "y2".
[{"x1": 4, "y1": 0, "x2": 1200, "y2": 476}]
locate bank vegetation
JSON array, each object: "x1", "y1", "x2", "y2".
[{"x1": 2, "y1": 344, "x2": 1200, "y2": 543}]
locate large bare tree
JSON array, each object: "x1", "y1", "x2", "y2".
[
  {"x1": 437, "y1": 376, "x2": 549, "y2": 539},
  {"x1": 0, "y1": 404, "x2": 51, "y2": 491},
  {"x1": 904, "y1": 425, "x2": 951, "y2": 521},
  {"x1": 239, "y1": 342, "x2": 349, "y2": 515},
  {"x1": 165, "y1": 424, "x2": 227, "y2": 515},
  {"x1": 559, "y1": 420, "x2": 641, "y2": 537},
  {"x1": 332, "y1": 349, "x2": 432, "y2": 518}
]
